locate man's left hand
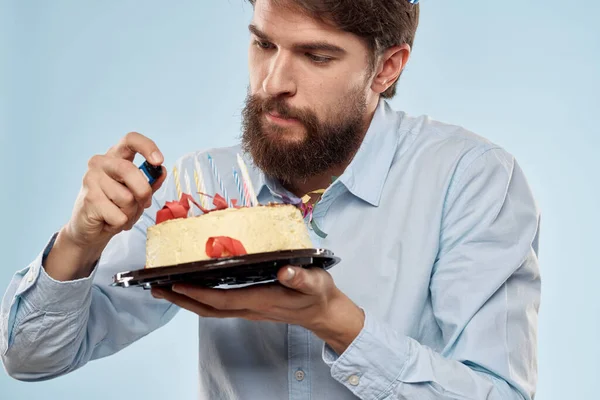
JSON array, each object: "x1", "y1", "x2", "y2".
[{"x1": 150, "y1": 266, "x2": 364, "y2": 355}]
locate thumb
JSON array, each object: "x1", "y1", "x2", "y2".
[{"x1": 277, "y1": 266, "x2": 327, "y2": 295}]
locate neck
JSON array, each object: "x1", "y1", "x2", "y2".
[
  {"x1": 284, "y1": 98, "x2": 379, "y2": 198},
  {"x1": 284, "y1": 167, "x2": 346, "y2": 199}
]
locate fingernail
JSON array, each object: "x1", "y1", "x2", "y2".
[
  {"x1": 172, "y1": 284, "x2": 184, "y2": 294},
  {"x1": 285, "y1": 267, "x2": 296, "y2": 281},
  {"x1": 151, "y1": 151, "x2": 163, "y2": 164},
  {"x1": 152, "y1": 289, "x2": 163, "y2": 299}
]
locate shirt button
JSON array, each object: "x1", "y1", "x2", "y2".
[
  {"x1": 348, "y1": 374, "x2": 360, "y2": 386},
  {"x1": 295, "y1": 370, "x2": 305, "y2": 381}
]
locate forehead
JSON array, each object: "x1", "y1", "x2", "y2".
[{"x1": 251, "y1": 0, "x2": 360, "y2": 46}]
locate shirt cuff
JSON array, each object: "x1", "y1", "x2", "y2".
[
  {"x1": 322, "y1": 310, "x2": 412, "y2": 399},
  {"x1": 18, "y1": 232, "x2": 99, "y2": 314}
]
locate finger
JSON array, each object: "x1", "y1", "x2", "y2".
[
  {"x1": 277, "y1": 266, "x2": 331, "y2": 296},
  {"x1": 171, "y1": 283, "x2": 315, "y2": 312},
  {"x1": 171, "y1": 285, "x2": 261, "y2": 311},
  {"x1": 151, "y1": 288, "x2": 261, "y2": 320},
  {"x1": 118, "y1": 167, "x2": 166, "y2": 230},
  {"x1": 106, "y1": 132, "x2": 163, "y2": 165},
  {"x1": 98, "y1": 158, "x2": 153, "y2": 206},
  {"x1": 149, "y1": 165, "x2": 168, "y2": 193},
  {"x1": 98, "y1": 173, "x2": 137, "y2": 212},
  {"x1": 86, "y1": 190, "x2": 129, "y2": 233},
  {"x1": 98, "y1": 174, "x2": 145, "y2": 231}
]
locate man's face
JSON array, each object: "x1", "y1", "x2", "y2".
[{"x1": 242, "y1": 0, "x2": 377, "y2": 184}]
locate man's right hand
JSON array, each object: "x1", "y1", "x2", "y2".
[{"x1": 44, "y1": 132, "x2": 167, "y2": 281}]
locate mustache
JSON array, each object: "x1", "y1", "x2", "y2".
[{"x1": 254, "y1": 96, "x2": 310, "y2": 121}]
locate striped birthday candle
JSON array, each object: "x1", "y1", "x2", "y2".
[
  {"x1": 232, "y1": 168, "x2": 246, "y2": 207},
  {"x1": 193, "y1": 155, "x2": 209, "y2": 210},
  {"x1": 207, "y1": 154, "x2": 231, "y2": 207},
  {"x1": 236, "y1": 153, "x2": 258, "y2": 206},
  {"x1": 172, "y1": 166, "x2": 182, "y2": 200},
  {"x1": 183, "y1": 169, "x2": 194, "y2": 216}
]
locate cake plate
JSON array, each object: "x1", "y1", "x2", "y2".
[{"x1": 111, "y1": 248, "x2": 341, "y2": 289}]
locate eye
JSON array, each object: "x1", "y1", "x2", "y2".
[
  {"x1": 306, "y1": 53, "x2": 332, "y2": 64},
  {"x1": 254, "y1": 40, "x2": 274, "y2": 50}
]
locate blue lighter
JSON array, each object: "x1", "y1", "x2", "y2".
[{"x1": 139, "y1": 160, "x2": 163, "y2": 185}]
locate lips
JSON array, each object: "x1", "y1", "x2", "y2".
[
  {"x1": 268, "y1": 110, "x2": 292, "y2": 119},
  {"x1": 265, "y1": 110, "x2": 300, "y2": 125}
]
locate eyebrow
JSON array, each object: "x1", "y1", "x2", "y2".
[{"x1": 248, "y1": 24, "x2": 347, "y2": 55}]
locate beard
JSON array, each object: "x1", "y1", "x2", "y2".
[{"x1": 240, "y1": 87, "x2": 368, "y2": 184}]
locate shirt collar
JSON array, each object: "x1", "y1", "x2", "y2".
[
  {"x1": 337, "y1": 99, "x2": 401, "y2": 206},
  {"x1": 252, "y1": 98, "x2": 401, "y2": 206}
]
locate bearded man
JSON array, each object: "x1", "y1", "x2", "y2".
[{"x1": 1, "y1": 1, "x2": 540, "y2": 399}]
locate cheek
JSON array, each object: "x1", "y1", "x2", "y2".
[
  {"x1": 296, "y1": 75, "x2": 339, "y2": 113},
  {"x1": 301, "y1": 75, "x2": 364, "y2": 119}
]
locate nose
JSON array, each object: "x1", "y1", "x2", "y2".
[{"x1": 262, "y1": 51, "x2": 296, "y2": 97}]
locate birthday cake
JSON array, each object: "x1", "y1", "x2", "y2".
[{"x1": 145, "y1": 195, "x2": 313, "y2": 269}]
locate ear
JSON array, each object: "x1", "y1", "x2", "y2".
[{"x1": 370, "y1": 44, "x2": 411, "y2": 94}]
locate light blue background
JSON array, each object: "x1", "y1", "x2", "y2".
[{"x1": 1, "y1": 0, "x2": 598, "y2": 399}]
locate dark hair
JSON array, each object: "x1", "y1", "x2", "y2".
[{"x1": 246, "y1": 0, "x2": 420, "y2": 98}]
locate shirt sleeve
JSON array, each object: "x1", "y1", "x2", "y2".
[
  {"x1": 323, "y1": 147, "x2": 541, "y2": 400},
  {"x1": 0, "y1": 166, "x2": 180, "y2": 381}
]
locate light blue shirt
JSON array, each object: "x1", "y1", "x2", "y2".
[{"x1": 0, "y1": 99, "x2": 541, "y2": 399}]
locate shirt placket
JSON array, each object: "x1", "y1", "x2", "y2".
[
  {"x1": 288, "y1": 324, "x2": 311, "y2": 399},
  {"x1": 267, "y1": 181, "x2": 343, "y2": 399},
  {"x1": 280, "y1": 186, "x2": 312, "y2": 399}
]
